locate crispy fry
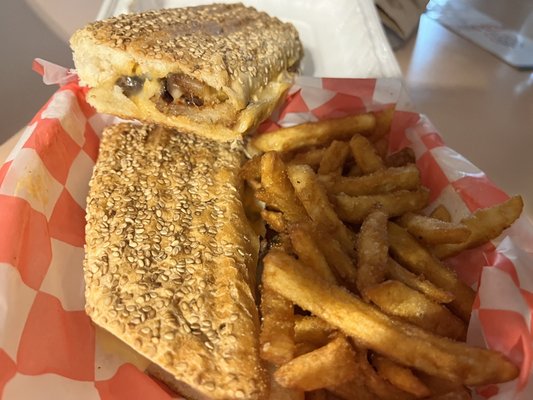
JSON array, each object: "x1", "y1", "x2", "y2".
[
  {"x1": 289, "y1": 225, "x2": 337, "y2": 283},
  {"x1": 259, "y1": 152, "x2": 309, "y2": 224},
  {"x1": 294, "y1": 316, "x2": 335, "y2": 347},
  {"x1": 327, "y1": 373, "x2": 376, "y2": 400},
  {"x1": 372, "y1": 355, "x2": 431, "y2": 398},
  {"x1": 267, "y1": 363, "x2": 305, "y2": 400},
  {"x1": 250, "y1": 113, "x2": 377, "y2": 153},
  {"x1": 419, "y1": 374, "x2": 472, "y2": 399},
  {"x1": 349, "y1": 134, "x2": 385, "y2": 174},
  {"x1": 288, "y1": 148, "x2": 326, "y2": 169},
  {"x1": 261, "y1": 210, "x2": 286, "y2": 233},
  {"x1": 318, "y1": 140, "x2": 351, "y2": 175},
  {"x1": 385, "y1": 258, "x2": 454, "y2": 304},
  {"x1": 305, "y1": 390, "x2": 328, "y2": 400},
  {"x1": 372, "y1": 136, "x2": 389, "y2": 159},
  {"x1": 430, "y1": 204, "x2": 452, "y2": 222},
  {"x1": 287, "y1": 164, "x2": 356, "y2": 255},
  {"x1": 354, "y1": 350, "x2": 415, "y2": 400},
  {"x1": 397, "y1": 212, "x2": 471, "y2": 245},
  {"x1": 318, "y1": 164, "x2": 421, "y2": 196},
  {"x1": 260, "y1": 286, "x2": 295, "y2": 365},
  {"x1": 274, "y1": 336, "x2": 358, "y2": 391},
  {"x1": 387, "y1": 222, "x2": 475, "y2": 321},
  {"x1": 240, "y1": 154, "x2": 262, "y2": 182},
  {"x1": 313, "y1": 231, "x2": 358, "y2": 289},
  {"x1": 365, "y1": 280, "x2": 467, "y2": 340},
  {"x1": 334, "y1": 189, "x2": 429, "y2": 224},
  {"x1": 427, "y1": 390, "x2": 472, "y2": 400},
  {"x1": 372, "y1": 107, "x2": 395, "y2": 141},
  {"x1": 262, "y1": 250, "x2": 519, "y2": 386},
  {"x1": 386, "y1": 147, "x2": 416, "y2": 168},
  {"x1": 356, "y1": 209, "x2": 389, "y2": 296},
  {"x1": 432, "y1": 196, "x2": 523, "y2": 259}
]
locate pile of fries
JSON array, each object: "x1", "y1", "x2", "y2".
[{"x1": 243, "y1": 110, "x2": 523, "y2": 400}]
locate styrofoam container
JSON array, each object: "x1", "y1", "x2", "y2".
[{"x1": 97, "y1": 0, "x2": 402, "y2": 78}]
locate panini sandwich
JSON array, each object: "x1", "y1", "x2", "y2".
[
  {"x1": 84, "y1": 123, "x2": 266, "y2": 399},
  {"x1": 70, "y1": 3, "x2": 303, "y2": 141}
]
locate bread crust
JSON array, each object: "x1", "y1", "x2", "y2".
[
  {"x1": 70, "y1": 3, "x2": 302, "y2": 141},
  {"x1": 84, "y1": 123, "x2": 266, "y2": 399}
]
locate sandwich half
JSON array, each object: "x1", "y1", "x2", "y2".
[
  {"x1": 84, "y1": 123, "x2": 265, "y2": 399},
  {"x1": 70, "y1": 3, "x2": 303, "y2": 141}
]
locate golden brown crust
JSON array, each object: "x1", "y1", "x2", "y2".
[
  {"x1": 84, "y1": 123, "x2": 266, "y2": 399},
  {"x1": 70, "y1": 3, "x2": 302, "y2": 141}
]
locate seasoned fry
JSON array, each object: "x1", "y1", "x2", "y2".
[
  {"x1": 294, "y1": 316, "x2": 335, "y2": 347},
  {"x1": 318, "y1": 140, "x2": 351, "y2": 175},
  {"x1": 261, "y1": 210, "x2": 286, "y2": 233},
  {"x1": 349, "y1": 134, "x2": 385, "y2": 174},
  {"x1": 267, "y1": 363, "x2": 305, "y2": 400},
  {"x1": 262, "y1": 250, "x2": 519, "y2": 386},
  {"x1": 385, "y1": 258, "x2": 454, "y2": 304},
  {"x1": 372, "y1": 355, "x2": 431, "y2": 398},
  {"x1": 313, "y1": 231, "x2": 358, "y2": 289},
  {"x1": 260, "y1": 286, "x2": 295, "y2": 365},
  {"x1": 432, "y1": 196, "x2": 523, "y2": 259},
  {"x1": 318, "y1": 164, "x2": 421, "y2": 196},
  {"x1": 289, "y1": 225, "x2": 337, "y2": 283},
  {"x1": 372, "y1": 107, "x2": 395, "y2": 141},
  {"x1": 386, "y1": 147, "x2": 416, "y2": 168},
  {"x1": 356, "y1": 209, "x2": 389, "y2": 296},
  {"x1": 288, "y1": 148, "x2": 326, "y2": 169},
  {"x1": 419, "y1": 374, "x2": 472, "y2": 399},
  {"x1": 305, "y1": 390, "x2": 328, "y2": 400},
  {"x1": 274, "y1": 336, "x2": 358, "y2": 391},
  {"x1": 287, "y1": 164, "x2": 356, "y2": 255},
  {"x1": 259, "y1": 152, "x2": 309, "y2": 224},
  {"x1": 387, "y1": 222, "x2": 475, "y2": 321},
  {"x1": 397, "y1": 212, "x2": 471, "y2": 245},
  {"x1": 334, "y1": 189, "x2": 429, "y2": 224},
  {"x1": 354, "y1": 350, "x2": 415, "y2": 400},
  {"x1": 430, "y1": 204, "x2": 452, "y2": 222},
  {"x1": 250, "y1": 113, "x2": 377, "y2": 153},
  {"x1": 365, "y1": 280, "x2": 467, "y2": 340}
]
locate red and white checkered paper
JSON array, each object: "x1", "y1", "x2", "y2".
[{"x1": 0, "y1": 60, "x2": 532, "y2": 400}]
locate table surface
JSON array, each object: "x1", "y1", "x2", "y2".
[{"x1": 1, "y1": 13, "x2": 532, "y2": 218}]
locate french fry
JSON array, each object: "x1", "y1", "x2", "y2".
[
  {"x1": 356, "y1": 209, "x2": 389, "y2": 296},
  {"x1": 318, "y1": 164, "x2": 421, "y2": 196},
  {"x1": 262, "y1": 250, "x2": 519, "y2": 386},
  {"x1": 385, "y1": 147, "x2": 416, "y2": 168},
  {"x1": 327, "y1": 372, "x2": 376, "y2": 400},
  {"x1": 288, "y1": 148, "x2": 326, "y2": 169},
  {"x1": 274, "y1": 336, "x2": 358, "y2": 391},
  {"x1": 313, "y1": 231, "x2": 358, "y2": 289},
  {"x1": 318, "y1": 140, "x2": 351, "y2": 175},
  {"x1": 430, "y1": 204, "x2": 452, "y2": 222},
  {"x1": 371, "y1": 106, "x2": 395, "y2": 141},
  {"x1": 387, "y1": 222, "x2": 475, "y2": 321},
  {"x1": 287, "y1": 164, "x2": 356, "y2": 255},
  {"x1": 250, "y1": 113, "x2": 377, "y2": 153},
  {"x1": 289, "y1": 225, "x2": 337, "y2": 284},
  {"x1": 294, "y1": 316, "x2": 335, "y2": 347},
  {"x1": 385, "y1": 258, "x2": 454, "y2": 304},
  {"x1": 261, "y1": 210, "x2": 286, "y2": 233},
  {"x1": 365, "y1": 280, "x2": 467, "y2": 340},
  {"x1": 372, "y1": 355, "x2": 431, "y2": 398},
  {"x1": 260, "y1": 286, "x2": 295, "y2": 365},
  {"x1": 354, "y1": 350, "x2": 415, "y2": 400},
  {"x1": 267, "y1": 363, "x2": 305, "y2": 400},
  {"x1": 397, "y1": 212, "x2": 471, "y2": 245},
  {"x1": 334, "y1": 189, "x2": 429, "y2": 224},
  {"x1": 346, "y1": 163, "x2": 363, "y2": 177},
  {"x1": 372, "y1": 136, "x2": 389, "y2": 159},
  {"x1": 305, "y1": 390, "x2": 328, "y2": 400},
  {"x1": 419, "y1": 374, "x2": 472, "y2": 399},
  {"x1": 240, "y1": 154, "x2": 262, "y2": 182},
  {"x1": 432, "y1": 196, "x2": 523, "y2": 259},
  {"x1": 259, "y1": 152, "x2": 310, "y2": 224},
  {"x1": 427, "y1": 390, "x2": 472, "y2": 400},
  {"x1": 349, "y1": 134, "x2": 385, "y2": 173}
]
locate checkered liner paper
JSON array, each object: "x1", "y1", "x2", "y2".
[{"x1": 0, "y1": 59, "x2": 532, "y2": 400}]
